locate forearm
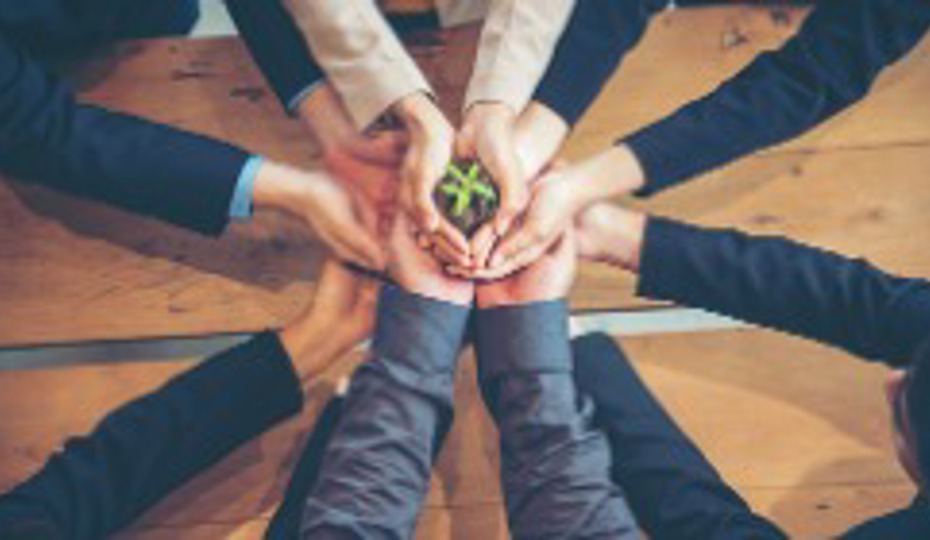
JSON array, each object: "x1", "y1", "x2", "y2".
[
  {"x1": 283, "y1": 0, "x2": 432, "y2": 129},
  {"x1": 631, "y1": 217, "x2": 930, "y2": 366},
  {"x1": 534, "y1": 0, "x2": 666, "y2": 127},
  {"x1": 622, "y1": 0, "x2": 930, "y2": 196},
  {"x1": 475, "y1": 301, "x2": 637, "y2": 539},
  {"x1": 465, "y1": 0, "x2": 576, "y2": 114},
  {"x1": 0, "y1": 333, "x2": 304, "y2": 540},
  {"x1": 301, "y1": 285, "x2": 469, "y2": 538},
  {"x1": 225, "y1": 0, "x2": 326, "y2": 113},
  {"x1": 0, "y1": 37, "x2": 249, "y2": 236}
]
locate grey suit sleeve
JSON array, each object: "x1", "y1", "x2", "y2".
[
  {"x1": 300, "y1": 285, "x2": 470, "y2": 540},
  {"x1": 475, "y1": 300, "x2": 639, "y2": 540}
]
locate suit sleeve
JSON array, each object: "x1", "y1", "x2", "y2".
[
  {"x1": 637, "y1": 217, "x2": 930, "y2": 367},
  {"x1": 622, "y1": 0, "x2": 930, "y2": 196},
  {"x1": 0, "y1": 333, "x2": 304, "y2": 540},
  {"x1": 300, "y1": 285, "x2": 469, "y2": 539},
  {"x1": 474, "y1": 301, "x2": 638, "y2": 539},
  {"x1": 0, "y1": 34, "x2": 250, "y2": 236},
  {"x1": 464, "y1": 0, "x2": 576, "y2": 114},
  {"x1": 224, "y1": 0, "x2": 326, "y2": 113},
  {"x1": 533, "y1": 0, "x2": 668, "y2": 127},
  {"x1": 283, "y1": 0, "x2": 432, "y2": 130}
]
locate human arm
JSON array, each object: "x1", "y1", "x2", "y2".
[
  {"x1": 622, "y1": 0, "x2": 930, "y2": 196},
  {"x1": 473, "y1": 233, "x2": 638, "y2": 539},
  {"x1": 299, "y1": 212, "x2": 473, "y2": 538},
  {"x1": 0, "y1": 261, "x2": 377, "y2": 540},
  {"x1": 575, "y1": 204, "x2": 930, "y2": 367}
]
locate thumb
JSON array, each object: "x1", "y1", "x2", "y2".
[{"x1": 335, "y1": 220, "x2": 387, "y2": 270}]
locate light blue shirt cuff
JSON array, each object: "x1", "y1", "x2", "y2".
[
  {"x1": 287, "y1": 80, "x2": 326, "y2": 116},
  {"x1": 230, "y1": 155, "x2": 263, "y2": 220}
]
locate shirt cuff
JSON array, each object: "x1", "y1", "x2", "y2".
[
  {"x1": 372, "y1": 285, "x2": 471, "y2": 377},
  {"x1": 286, "y1": 80, "x2": 326, "y2": 116},
  {"x1": 229, "y1": 155, "x2": 263, "y2": 220},
  {"x1": 475, "y1": 300, "x2": 573, "y2": 380}
]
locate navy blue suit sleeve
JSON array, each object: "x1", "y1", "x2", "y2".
[
  {"x1": 534, "y1": 0, "x2": 668, "y2": 127},
  {"x1": 0, "y1": 34, "x2": 250, "y2": 236},
  {"x1": 0, "y1": 332, "x2": 304, "y2": 540},
  {"x1": 300, "y1": 285, "x2": 469, "y2": 539},
  {"x1": 475, "y1": 301, "x2": 638, "y2": 539},
  {"x1": 623, "y1": 0, "x2": 930, "y2": 196},
  {"x1": 225, "y1": 0, "x2": 325, "y2": 112},
  {"x1": 638, "y1": 217, "x2": 930, "y2": 367}
]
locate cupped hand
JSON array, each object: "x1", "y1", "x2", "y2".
[
  {"x1": 476, "y1": 228, "x2": 578, "y2": 309},
  {"x1": 386, "y1": 210, "x2": 474, "y2": 306},
  {"x1": 392, "y1": 92, "x2": 472, "y2": 267},
  {"x1": 458, "y1": 101, "x2": 569, "y2": 269}
]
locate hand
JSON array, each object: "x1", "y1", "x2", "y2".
[
  {"x1": 461, "y1": 101, "x2": 571, "y2": 268},
  {"x1": 386, "y1": 210, "x2": 474, "y2": 306},
  {"x1": 252, "y1": 161, "x2": 386, "y2": 270},
  {"x1": 392, "y1": 92, "x2": 471, "y2": 267},
  {"x1": 298, "y1": 83, "x2": 406, "y2": 211},
  {"x1": 457, "y1": 102, "x2": 530, "y2": 235},
  {"x1": 280, "y1": 260, "x2": 381, "y2": 384},
  {"x1": 458, "y1": 145, "x2": 646, "y2": 279},
  {"x1": 575, "y1": 203, "x2": 647, "y2": 272},
  {"x1": 476, "y1": 229, "x2": 578, "y2": 308}
]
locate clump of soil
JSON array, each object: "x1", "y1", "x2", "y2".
[{"x1": 433, "y1": 161, "x2": 499, "y2": 237}]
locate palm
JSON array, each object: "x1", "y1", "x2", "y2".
[
  {"x1": 387, "y1": 212, "x2": 474, "y2": 305},
  {"x1": 477, "y1": 231, "x2": 577, "y2": 307}
]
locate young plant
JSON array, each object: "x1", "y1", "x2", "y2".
[{"x1": 434, "y1": 161, "x2": 499, "y2": 237}]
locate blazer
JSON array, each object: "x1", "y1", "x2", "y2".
[{"x1": 282, "y1": 0, "x2": 577, "y2": 129}]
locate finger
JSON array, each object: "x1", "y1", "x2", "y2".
[
  {"x1": 455, "y1": 122, "x2": 477, "y2": 158},
  {"x1": 329, "y1": 223, "x2": 387, "y2": 271},
  {"x1": 488, "y1": 224, "x2": 542, "y2": 268},
  {"x1": 468, "y1": 223, "x2": 497, "y2": 269},
  {"x1": 433, "y1": 217, "x2": 471, "y2": 257},
  {"x1": 416, "y1": 232, "x2": 432, "y2": 250},
  {"x1": 430, "y1": 232, "x2": 471, "y2": 267},
  {"x1": 494, "y1": 179, "x2": 530, "y2": 237},
  {"x1": 476, "y1": 244, "x2": 547, "y2": 281}
]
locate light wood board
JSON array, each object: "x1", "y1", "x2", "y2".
[
  {"x1": 0, "y1": 330, "x2": 915, "y2": 538},
  {"x1": 2, "y1": 5, "x2": 929, "y2": 344}
]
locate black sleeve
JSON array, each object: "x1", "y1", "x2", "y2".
[
  {"x1": 0, "y1": 34, "x2": 249, "y2": 236},
  {"x1": 533, "y1": 0, "x2": 668, "y2": 127},
  {"x1": 224, "y1": 0, "x2": 326, "y2": 113},
  {"x1": 622, "y1": 0, "x2": 930, "y2": 196},
  {"x1": 637, "y1": 217, "x2": 930, "y2": 367},
  {"x1": 0, "y1": 332, "x2": 304, "y2": 540}
]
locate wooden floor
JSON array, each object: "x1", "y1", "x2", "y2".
[
  {"x1": 0, "y1": 4, "x2": 927, "y2": 539},
  {"x1": 0, "y1": 331, "x2": 913, "y2": 538}
]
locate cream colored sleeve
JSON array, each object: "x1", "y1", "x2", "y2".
[
  {"x1": 284, "y1": 0, "x2": 433, "y2": 130},
  {"x1": 464, "y1": 0, "x2": 577, "y2": 113}
]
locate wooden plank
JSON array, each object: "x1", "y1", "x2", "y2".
[
  {"x1": 563, "y1": 5, "x2": 930, "y2": 160},
  {"x1": 584, "y1": 143, "x2": 930, "y2": 309},
  {"x1": 744, "y1": 484, "x2": 916, "y2": 539},
  {"x1": 2, "y1": 3, "x2": 929, "y2": 344},
  {"x1": 0, "y1": 330, "x2": 916, "y2": 537}
]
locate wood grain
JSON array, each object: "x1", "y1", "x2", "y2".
[
  {"x1": 0, "y1": 331, "x2": 914, "y2": 538},
  {"x1": 1, "y1": 5, "x2": 929, "y2": 344}
]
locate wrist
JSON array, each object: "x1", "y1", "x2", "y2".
[
  {"x1": 392, "y1": 91, "x2": 439, "y2": 128},
  {"x1": 582, "y1": 145, "x2": 646, "y2": 204},
  {"x1": 251, "y1": 161, "x2": 323, "y2": 221},
  {"x1": 592, "y1": 207, "x2": 647, "y2": 272},
  {"x1": 297, "y1": 83, "x2": 351, "y2": 154}
]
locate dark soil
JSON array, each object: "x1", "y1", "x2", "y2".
[{"x1": 433, "y1": 160, "x2": 499, "y2": 237}]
